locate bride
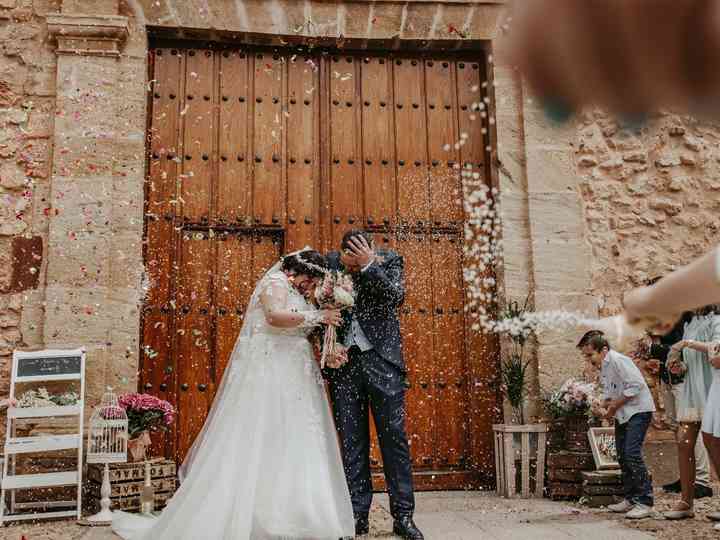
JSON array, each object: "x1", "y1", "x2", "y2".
[{"x1": 112, "y1": 249, "x2": 355, "y2": 540}]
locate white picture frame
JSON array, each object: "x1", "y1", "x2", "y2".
[{"x1": 588, "y1": 427, "x2": 620, "y2": 470}]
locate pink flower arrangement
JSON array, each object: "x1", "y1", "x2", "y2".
[
  {"x1": 546, "y1": 378, "x2": 600, "y2": 419},
  {"x1": 118, "y1": 392, "x2": 175, "y2": 437}
]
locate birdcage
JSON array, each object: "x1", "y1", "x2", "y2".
[
  {"x1": 88, "y1": 389, "x2": 128, "y2": 463},
  {"x1": 82, "y1": 389, "x2": 128, "y2": 525}
]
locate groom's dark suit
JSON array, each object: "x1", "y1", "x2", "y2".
[{"x1": 325, "y1": 249, "x2": 415, "y2": 521}]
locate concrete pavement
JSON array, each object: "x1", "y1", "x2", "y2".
[{"x1": 1, "y1": 492, "x2": 654, "y2": 540}]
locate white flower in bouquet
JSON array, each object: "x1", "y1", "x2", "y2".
[{"x1": 333, "y1": 286, "x2": 355, "y2": 308}]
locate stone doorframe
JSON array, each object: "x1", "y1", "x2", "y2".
[{"x1": 40, "y1": 0, "x2": 593, "y2": 416}]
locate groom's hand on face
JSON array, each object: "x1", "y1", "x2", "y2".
[{"x1": 347, "y1": 235, "x2": 374, "y2": 267}]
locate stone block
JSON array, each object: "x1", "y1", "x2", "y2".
[
  {"x1": 19, "y1": 137, "x2": 51, "y2": 178},
  {"x1": 0, "y1": 161, "x2": 27, "y2": 189},
  {"x1": 0, "y1": 54, "x2": 29, "y2": 96},
  {"x1": 0, "y1": 191, "x2": 29, "y2": 235},
  {"x1": 19, "y1": 289, "x2": 44, "y2": 348},
  {"x1": 526, "y1": 149, "x2": 577, "y2": 193},
  {"x1": 496, "y1": 113, "x2": 524, "y2": 155},
  {"x1": 467, "y1": 4, "x2": 506, "y2": 40},
  {"x1": 53, "y1": 135, "x2": 117, "y2": 177},
  {"x1": 48, "y1": 175, "x2": 113, "y2": 233},
  {"x1": 62, "y1": 0, "x2": 118, "y2": 15},
  {"x1": 107, "y1": 328, "x2": 139, "y2": 392},
  {"x1": 46, "y1": 230, "x2": 111, "y2": 288},
  {"x1": 366, "y1": 2, "x2": 404, "y2": 38},
  {"x1": 111, "y1": 174, "x2": 144, "y2": 231},
  {"x1": 523, "y1": 109, "x2": 575, "y2": 149},
  {"x1": 83, "y1": 345, "x2": 109, "y2": 409},
  {"x1": 109, "y1": 135, "x2": 146, "y2": 178},
  {"x1": 109, "y1": 229, "x2": 143, "y2": 290},
  {"x1": 495, "y1": 148, "x2": 526, "y2": 194},
  {"x1": 29, "y1": 178, "x2": 51, "y2": 235},
  {"x1": 43, "y1": 284, "x2": 111, "y2": 345},
  {"x1": 528, "y1": 192, "x2": 587, "y2": 242}
]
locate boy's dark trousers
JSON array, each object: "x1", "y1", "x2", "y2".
[{"x1": 615, "y1": 411, "x2": 653, "y2": 506}]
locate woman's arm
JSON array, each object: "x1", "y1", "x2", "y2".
[
  {"x1": 624, "y1": 247, "x2": 720, "y2": 323},
  {"x1": 260, "y1": 282, "x2": 341, "y2": 328}
]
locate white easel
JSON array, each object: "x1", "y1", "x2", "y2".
[{"x1": 0, "y1": 348, "x2": 86, "y2": 524}]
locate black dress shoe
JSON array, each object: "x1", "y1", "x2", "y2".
[
  {"x1": 695, "y1": 483, "x2": 714, "y2": 499},
  {"x1": 355, "y1": 515, "x2": 369, "y2": 536},
  {"x1": 663, "y1": 479, "x2": 681, "y2": 493},
  {"x1": 393, "y1": 515, "x2": 424, "y2": 540}
]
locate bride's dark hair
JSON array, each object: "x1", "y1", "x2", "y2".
[{"x1": 280, "y1": 250, "x2": 328, "y2": 279}]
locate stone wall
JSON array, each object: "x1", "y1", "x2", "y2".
[
  {"x1": 0, "y1": 0, "x2": 59, "y2": 411},
  {"x1": 577, "y1": 110, "x2": 720, "y2": 314}
]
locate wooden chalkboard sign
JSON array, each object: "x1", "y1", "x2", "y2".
[
  {"x1": 13, "y1": 349, "x2": 84, "y2": 381},
  {"x1": 17, "y1": 355, "x2": 82, "y2": 378}
]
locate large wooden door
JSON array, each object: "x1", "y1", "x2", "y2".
[{"x1": 142, "y1": 44, "x2": 500, "y2": 489}]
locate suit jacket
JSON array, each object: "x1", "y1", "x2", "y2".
[{"x1": 327, "y1": 249, "x2": 406, "y2": 372}]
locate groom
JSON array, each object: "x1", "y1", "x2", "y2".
[{"x1": 325, "y1": 230, "x2": 424, "y2": 540}]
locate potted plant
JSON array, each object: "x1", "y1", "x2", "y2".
[
  {"x1": 493, "y1": 296, "x2": 548, "y2": 498},
  {"x1": 117, "y1": 393, "x2": 175, "y2": 462}
]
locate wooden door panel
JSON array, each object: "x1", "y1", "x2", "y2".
[
  {"x1": 457, "y1": 60, "x2": 486, "y2": 174},
  {"x1": 394, "y1": 58, "x2": 430, "y2": 227},
  {"x1": 361, "y1": 58, "x2": 396, "y2": 227},
  {"x1": 148, "y1": 48, "x2": 183, "y2": 219},
  {"x1": 181, "y1": 49, "x2": 215, "y2": 223},
  {"x1": 425, "y1": 59, "x2": 461, "y2": 228},
  {"x1": 252, "y1": 234, "x2": 281, "y2": 284},
  {"x1": 253, "y1": 52, "x2": 285, "y2": 227},
  {"x1": 394, "y1": 233, "x2": 436, "y2": 468},
  {"x1": 431, "y1": 235, "x2": 468, "y2": 468},
  {"x1": 175, "y1": 232, "x2": 214, "y2": 461},
  {"x1": 329, "y1": 55, "x2": 361, "y2": 243},
  {"x1": 213, "y1": 233, "x2": 249, "y2": 394},
  {"x1": 142, "y1": 219, "x2": 175, "y2": 394},
  {"x1": 287, "y1": 55, "x2": 319, "y2": 251},
  {"x1": 217, "y1": 50, "x2": 250, "y2": 224}
]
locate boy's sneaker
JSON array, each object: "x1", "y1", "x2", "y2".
[
  {"x1": 626, "y1": 504, "x2": 656, "y2": 519},
  {"x1": 608, "y1": 500, "x2": 634, "y2": 513}
]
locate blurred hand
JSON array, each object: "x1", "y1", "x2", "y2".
[
  {"x1": 670, "y1": 340, "x2": 688, "y2": 353},
  {"x1": 667, "y1": 356, "x2": 687, "y2": 376},
  {"x1": 645, "y1": 359, "x2": 661, "y2": 376},
  {"x1": 505, "y1": 0, "x2": 720, "y2": 118},
  {"x1": 320, "y1": 309, "x2": 342, "y2": 326},
  {"x1": 325, "y1": 345, "x2": 349, "y2": 369}
]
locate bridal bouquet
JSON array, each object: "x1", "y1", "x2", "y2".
[{"x1": 314, "y1": 270, "x2": 355, "y2": 368}]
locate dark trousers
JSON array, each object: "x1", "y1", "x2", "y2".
[
  {"x1": 615, "y1": 411, "x2": 653, "y2": 506},
  {"x1": 327, "y1": 347, "x2": 415, "y2": 519}
]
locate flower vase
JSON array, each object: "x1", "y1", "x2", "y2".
[{"x1": 128, "y1": 430, "x2": 152, "y2": 462}]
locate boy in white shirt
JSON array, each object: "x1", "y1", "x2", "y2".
[{"x1": 579, "y1": 333, "x2": 656, "y2": 519}]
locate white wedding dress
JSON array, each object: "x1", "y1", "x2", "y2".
[{"x1": 112, "y1": 261, "x2": 354, "y2": 540}]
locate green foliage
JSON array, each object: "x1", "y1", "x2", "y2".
[
  {"x1": 499, "y1": 294, "x2": 533, "y2": 424},
  {"x1": 501, "y1": 354, "x2": 531, "y2": 424},
  {"x1": 126, "y1": 409, "x2": 168, "y2": 438}
]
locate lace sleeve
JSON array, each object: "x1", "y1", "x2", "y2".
[
  {"x1": 298, "y1": 311, "x2": 324, "y2": 327},
  {"x1": 259, "y1": 274, "x2": 324, "y2": 329}
]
